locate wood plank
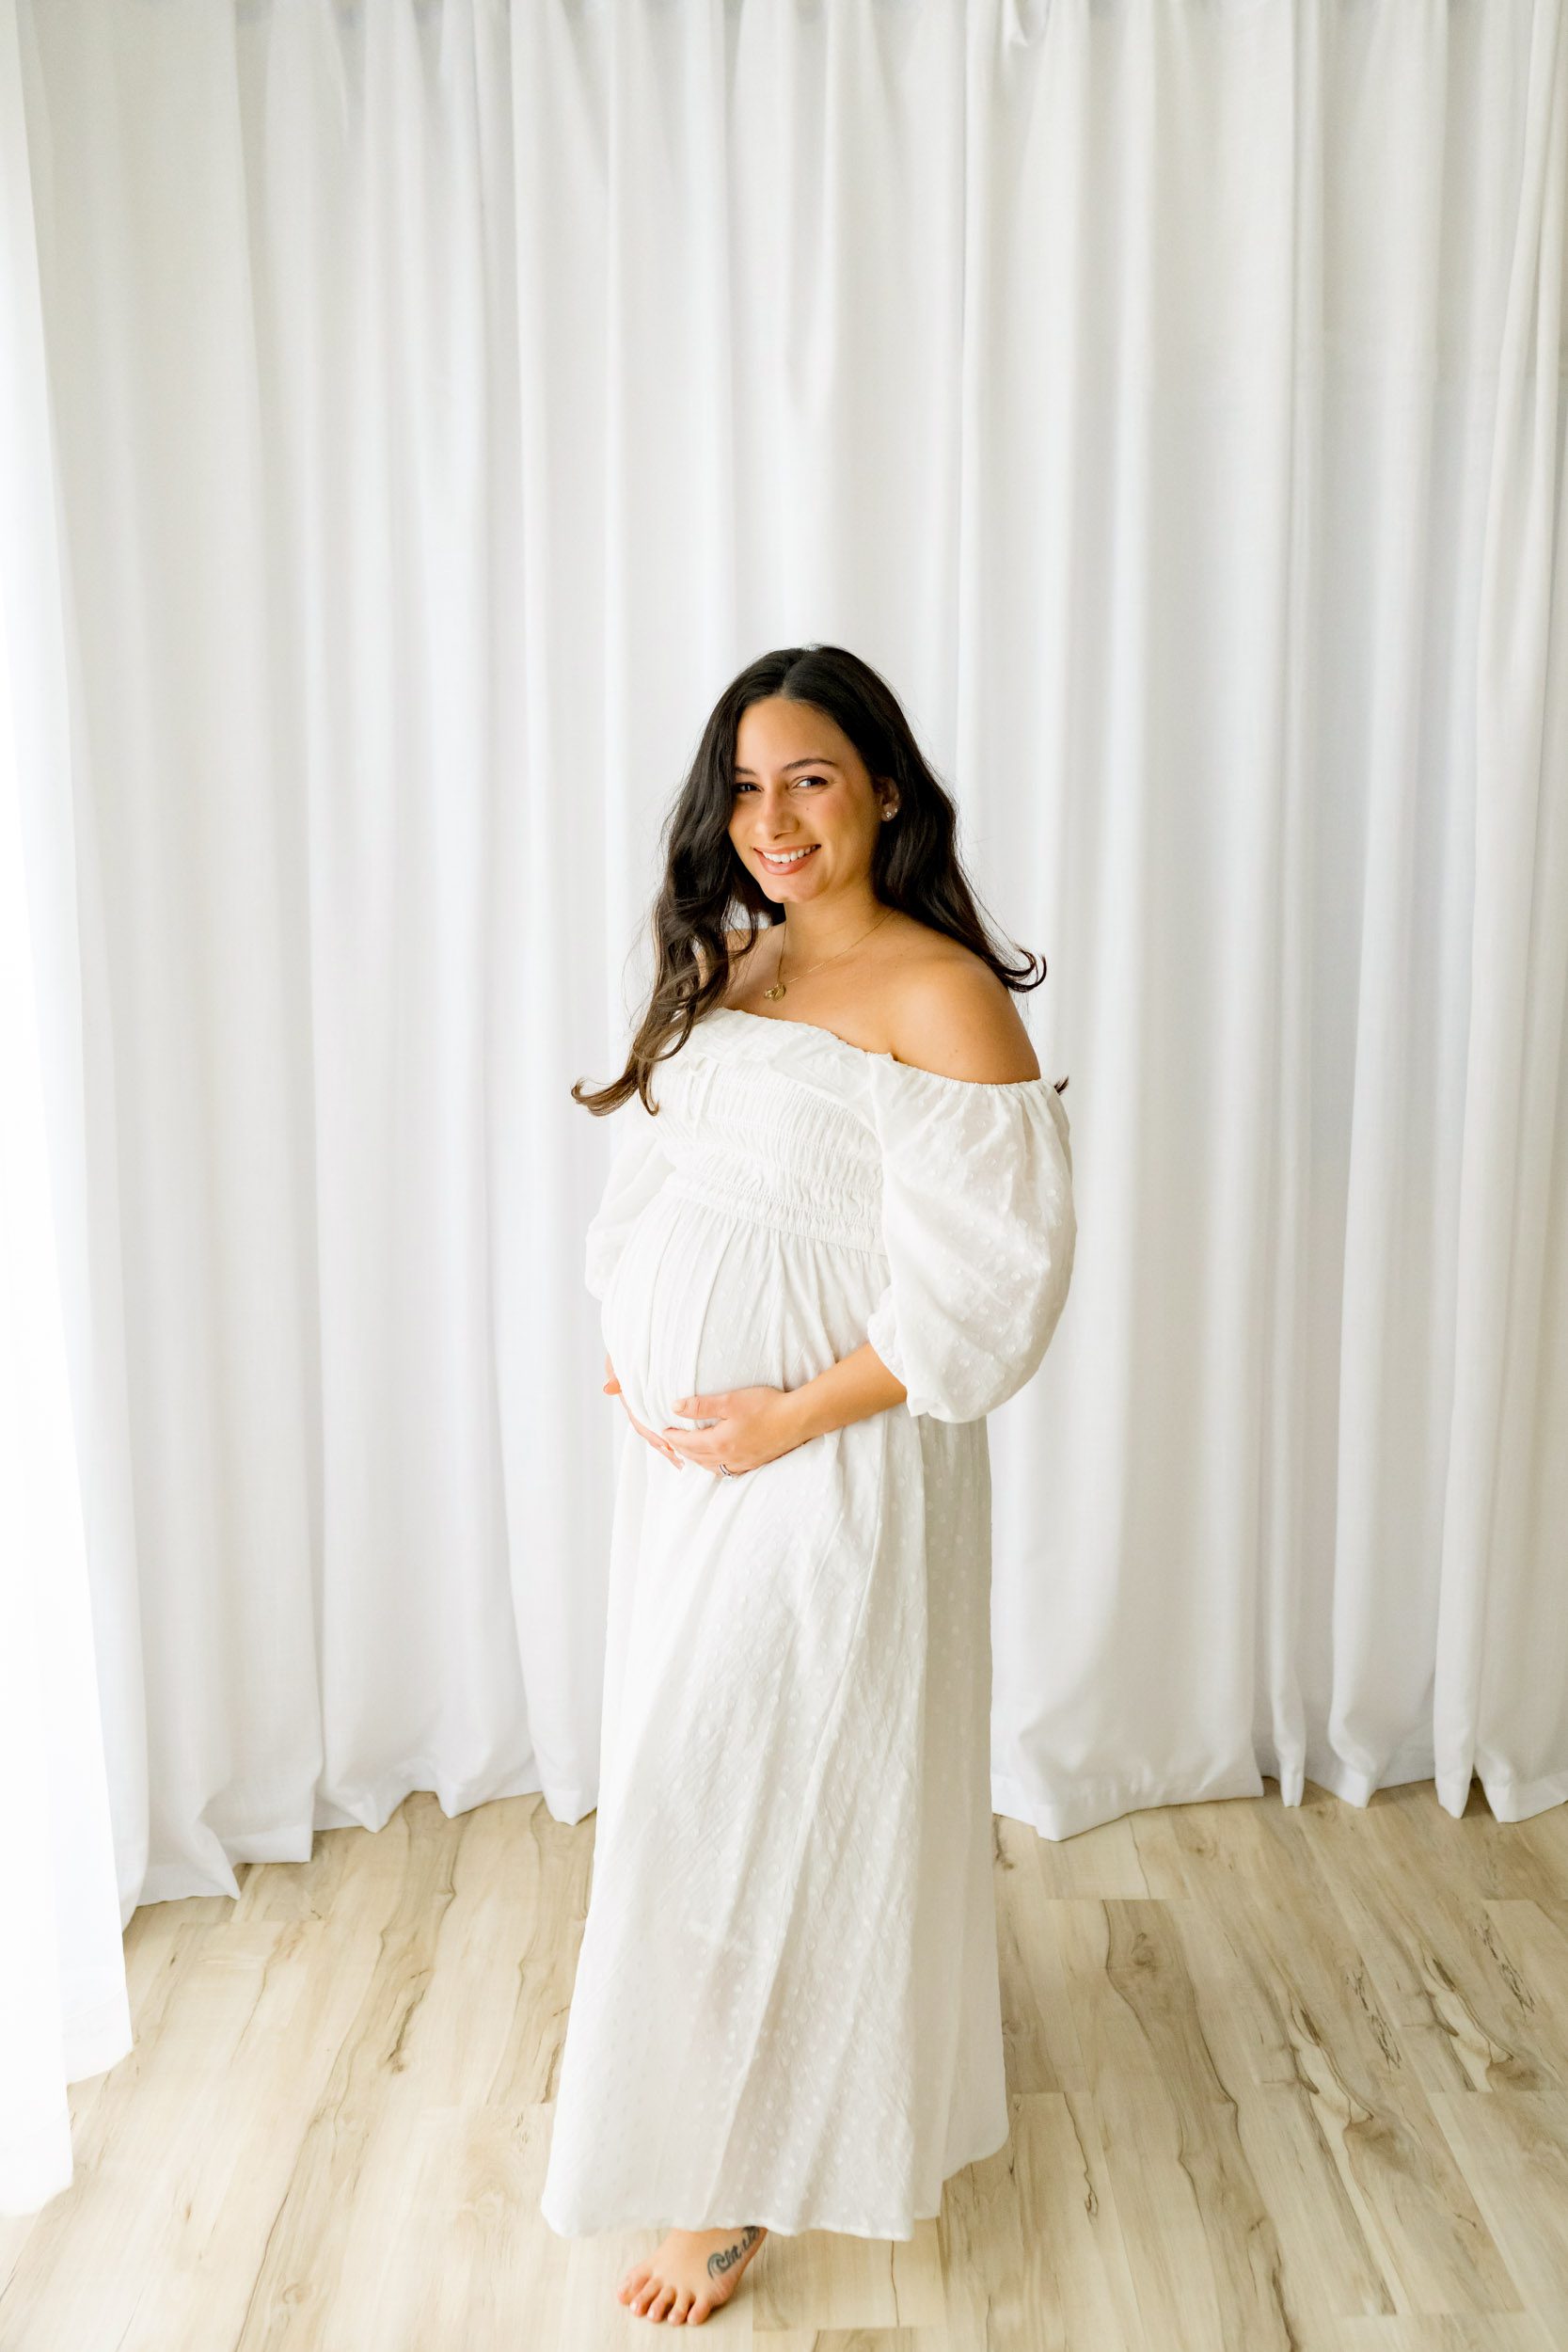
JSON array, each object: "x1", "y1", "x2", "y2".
[{"x1": 5, "y1": 1785, "x2": 1568, "y2": 2350}]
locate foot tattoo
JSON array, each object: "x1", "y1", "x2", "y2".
[{"x1": 617, "y1": 2220, "x2": 768, "y2": 2324}]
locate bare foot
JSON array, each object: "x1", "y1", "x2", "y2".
[{"x1": 617, "y1": 2223, "x2": 768, "y2": 2325}]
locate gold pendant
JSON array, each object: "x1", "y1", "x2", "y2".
[{"x1": 763, "y1": 980, "x2": 786, "y2": 998}]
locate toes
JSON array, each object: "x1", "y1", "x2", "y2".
[
  {"x1": 669, "y1": 2289, "x2": 692, "y2": 2324},
  {"x1": 688, "y1": 2295, "x2": 712, "y2": 2325},
  {"x1": 649, "y1": 2283, "x2": 677, "y2": 2323}
]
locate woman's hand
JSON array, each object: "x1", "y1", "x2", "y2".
[
  {"x1": 657, "y1": 1386, "x2": 808, "y2": 1478},
  {"x1": 602, "y1": 1352, "x2": 688, "y2": 1469}
]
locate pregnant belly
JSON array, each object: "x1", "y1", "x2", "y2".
[{"x1": 599, "y1": 1189, "x2": 884, "y2": 1440}]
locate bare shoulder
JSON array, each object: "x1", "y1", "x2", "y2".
[{"x1": 889, "y1": 941, "x2": 1041, "y2": 1084}]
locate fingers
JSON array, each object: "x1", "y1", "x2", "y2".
[
  {"x1": 639, "y1": 1422, "x2": 684, "y2": 1467},
  {"x1": 610, "y1": 1391, "x2": 686, "y2": 1468},
  {"x1": 657, "y1": 1430, "x2": 737, "y2": 1468},
  {"x1": 660, "y1": 1422, "x2": 721, "y2": 1454},
  {"x1": 600, "y1": 1375, "x2": 736, "y2": 1475}
]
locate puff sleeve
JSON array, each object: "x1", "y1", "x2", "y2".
[
  {"x1": 863, "y1": 1059, "x2": 1076, "y2": 1423},
  {"x1": 583, "y1": 1093, "x2": 675, "y2": 1302}
]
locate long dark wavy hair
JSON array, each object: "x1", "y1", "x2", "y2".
[{"x1": 573, "y1": 644, "x2": 1066, "y2": 1115}]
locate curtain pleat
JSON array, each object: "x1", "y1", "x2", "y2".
[{"x1": 0, "y1": 0, "x2": 130, "y2": 2217}]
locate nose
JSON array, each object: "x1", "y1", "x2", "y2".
[{"x1": 753, "y1": 793, "x2": 800, "y2": 839}]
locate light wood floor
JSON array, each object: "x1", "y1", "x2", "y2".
[{"x1": 3, "y1": 1776, "x2": 1567, "y2": 2350}]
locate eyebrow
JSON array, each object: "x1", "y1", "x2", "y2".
[{"x1": 733, "y1": 757, "x2": 843, "y2": 776}]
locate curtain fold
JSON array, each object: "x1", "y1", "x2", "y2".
[
  {"x1": 4, "y1": 0, "x2": 1565, "y2": 2214},
  {"x1": 1436, "y1": 0, "x2": 1568, "y2": 1817},
  {"x1": 0, "y1": 0, "x2": 131, "y2": 2218}
]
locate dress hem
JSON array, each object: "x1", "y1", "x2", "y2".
[{"x1": 538, "y1": 2111, "x2": 1014, "y2": 2244}]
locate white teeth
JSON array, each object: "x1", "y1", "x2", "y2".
[{"x1": 759, "y1": 846, "x2": 816, "y2": 866}]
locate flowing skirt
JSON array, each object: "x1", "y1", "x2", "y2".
[{"x1": 539, "y1": 1181, "x2": 1008, "y2": 2239}]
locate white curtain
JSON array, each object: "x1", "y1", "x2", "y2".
[
  {"x1": 5, "y1": 0, "x2": 1565, "y2": 2216},
  {"x1": 0, "y1": 0, "x2": 131, "y2": 2216}
]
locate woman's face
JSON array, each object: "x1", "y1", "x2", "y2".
[{"x1": 727, "y1": 696, "x2": 886, "y2": 904}]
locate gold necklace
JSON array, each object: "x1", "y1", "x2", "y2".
[{"x1": 763, "y1": 907, "x2": 894, "y2": 999}]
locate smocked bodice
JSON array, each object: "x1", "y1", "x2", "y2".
[{"x1": 645, "y1": 1013, "x2": 887, "y2": 1253}]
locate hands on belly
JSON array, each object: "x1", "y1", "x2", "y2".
[
  {"x1": 600, "y1": 1352, "x2": 810, "y2": 1478},
  {"x1": 656, "y1": 1383, "x2": 813, "y2": 1478}
]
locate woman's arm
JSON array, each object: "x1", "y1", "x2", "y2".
[
  {"x1": 660, "y1": 1343, "x2": 907, "y2": 1473},
  {"x1": 776, "y1": 1342, "x2": 907, "y2": 1443}
]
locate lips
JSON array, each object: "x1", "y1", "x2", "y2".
[{"x1": 756, "y1": 844, "x2": 819, "y2": 872}]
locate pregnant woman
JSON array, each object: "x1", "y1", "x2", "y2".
[{"x1": 540, "y1": 644, "x2": 1077, "y2": 2328}]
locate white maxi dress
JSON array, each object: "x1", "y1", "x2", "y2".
[{"x1": 540, "y1": 1005, "x2": 1076, "y2": 2242}]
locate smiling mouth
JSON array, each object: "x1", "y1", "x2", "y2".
[{"x1": 756, "y1": 844, "x2": 819, "y2": 871}]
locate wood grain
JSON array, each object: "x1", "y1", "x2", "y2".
[{"x1": 2, "y1": 1778, "x2": 1566, "y2": 2349}]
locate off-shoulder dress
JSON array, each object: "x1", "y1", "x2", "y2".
[{"x1": 540, "y1": 1004, "x2": 1077, "y2": 2242}]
